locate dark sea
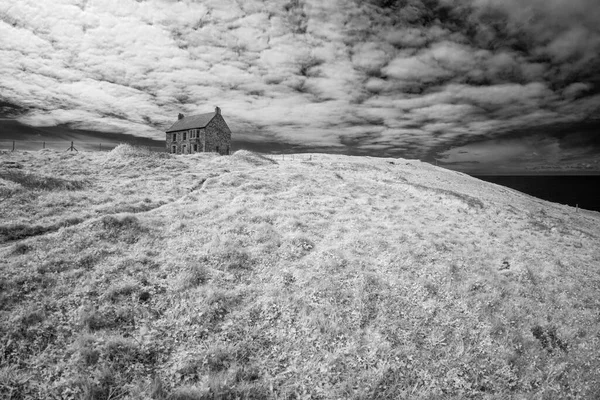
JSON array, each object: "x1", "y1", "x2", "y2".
[{"x1": 471, "y1": 175, "x2": 600, "y2": 213}]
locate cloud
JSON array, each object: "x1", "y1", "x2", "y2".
[{"x1": 0, "y1": 0, "x2": 598, "y2": 171}]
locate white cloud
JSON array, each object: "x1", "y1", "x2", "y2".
[
  {"x1": 382, "y1": 53, "x2": 450, "y2": 82},
  {"x1": 0, "y1": 0, "x2": 598, "y2": 166},
  {"x1": 351, "y1": 42, "x2": 392, "y2": 72}
]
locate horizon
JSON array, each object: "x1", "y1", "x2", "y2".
[
  {"x1": 1, "y1": 0, "x2": 599, "y2": 174},
  {"x1": 2, "y1": 118, "x2": 599, "y2": 176}
]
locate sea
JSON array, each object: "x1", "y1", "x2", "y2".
[{"x1": 472, "y1": 175, "x2": 600, "y2": 213}]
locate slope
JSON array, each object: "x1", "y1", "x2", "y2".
[{"x1": 1, "y1": 146, "x2": 599, "y2": 399}]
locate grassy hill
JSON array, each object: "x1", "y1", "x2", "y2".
[{"x1": 1, "y1": 145, "x2": 599, "y2": 399}]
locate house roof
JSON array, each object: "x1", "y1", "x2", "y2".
[{"x1": 166, "y1": 112, "x2": 216, "y2": 132}]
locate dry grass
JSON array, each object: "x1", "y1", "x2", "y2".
[{"x1": 0, "y1": 147, "x2": 599, "y2": 399}]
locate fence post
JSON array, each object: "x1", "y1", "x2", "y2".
[
  {"x1": 66, "y1": 141, "x2": 78, "y2": 152},
  {"x1": 12, "y1": 141, "x2": 15, "y2": 152},
  {"x1": 43, "y1": 141, "x2": 45, "y2": 149},
  {"x1": 100, "y1": 143, "x2": 102, "y2": 151}
]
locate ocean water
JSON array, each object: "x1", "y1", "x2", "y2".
[{"x1": 472, "y1": 175, "x2": 600, "y2": 213}]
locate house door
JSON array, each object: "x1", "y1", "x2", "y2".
[
  {"x1": 171, "y1": 145, "x2": 176, "y2": 154},
  {"x1": 182, "y1": 144, "x2": 187, "y2": 154}
]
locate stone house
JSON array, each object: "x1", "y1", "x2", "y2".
[{"x1": 165, "y1": 106, "x2": 232, "y2": 155}]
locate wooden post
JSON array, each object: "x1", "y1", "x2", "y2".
[
  {"x1": 43, "y1": 141, "x2": 45, "y2": 149},
  {"x1": 66, "y1": 141, "x2": 78, "y2": 152},
  {"x1": 576, "y1": 204, "x2": 579, "y2": 213},
  {"x1": 100, "y1": 143, "x2": 102, "y2": 151},
  {"x1": 12, "y1": 141, "x2": 15, "y2": 152}
]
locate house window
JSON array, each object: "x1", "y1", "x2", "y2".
[
  {"x1": 193, "y1": 144, "x2": 198, "y2": 152},
  {"x1": 183, "y1": 131, "x2": 187, "y2": 140},
  {"x1": 172, "y1": 133, "x2": 176, "y2": 141},
  {"x1": 171, "y1": 145, "x2": 176, "y2": 154}
]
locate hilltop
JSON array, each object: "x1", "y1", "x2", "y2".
[{"x1": 1, "y1": 145, "x2": 599, "y2": 399}]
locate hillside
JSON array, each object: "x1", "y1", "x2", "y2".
[{"x1": 1, "y1": 145, "x2": 599, "y2": 399}]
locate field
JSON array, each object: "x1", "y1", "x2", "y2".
[{"x1": 1, "y1": 145, "x2": 599, "y2": 399}]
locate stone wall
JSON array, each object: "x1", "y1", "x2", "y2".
[
  {"x1": 166, "y1": 131, "x2": 180, "y2": 154},
  {"x1": 204, "y1": 114, "x2": 232, "y2": 155}
]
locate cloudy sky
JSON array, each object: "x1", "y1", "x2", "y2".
[{"x1": 1, "y1": 0, "x2": 599, "y2": 173}]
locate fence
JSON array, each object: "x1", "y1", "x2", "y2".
[{"x1": 0, "y1": 140, "x2": 165, "y2": 153}]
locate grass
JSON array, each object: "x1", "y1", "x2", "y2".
[
  {"x1": 0, "y1": 217, "x2": 84, "y2": 243},
  {"x1": 0, "y1": 147, "x2": 599, "y2": 398},
  {"x1": 0, "y1": 169, "x2": 88, "y2": 191}
]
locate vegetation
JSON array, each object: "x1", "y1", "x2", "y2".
[{"x1": 1, "y1": 145, "x2": 599, "y2": 399}]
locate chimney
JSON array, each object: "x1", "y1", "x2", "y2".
[
  {"x1": 215, "y1": 106, "x2": 221, "y2": 115},
  {"x1": 178, "y1": 113, "x2": 185, "y2": 120}
]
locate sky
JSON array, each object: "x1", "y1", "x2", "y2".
[{"x1": 1, "y1": 0, "x2": 599, "y2": 173}]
